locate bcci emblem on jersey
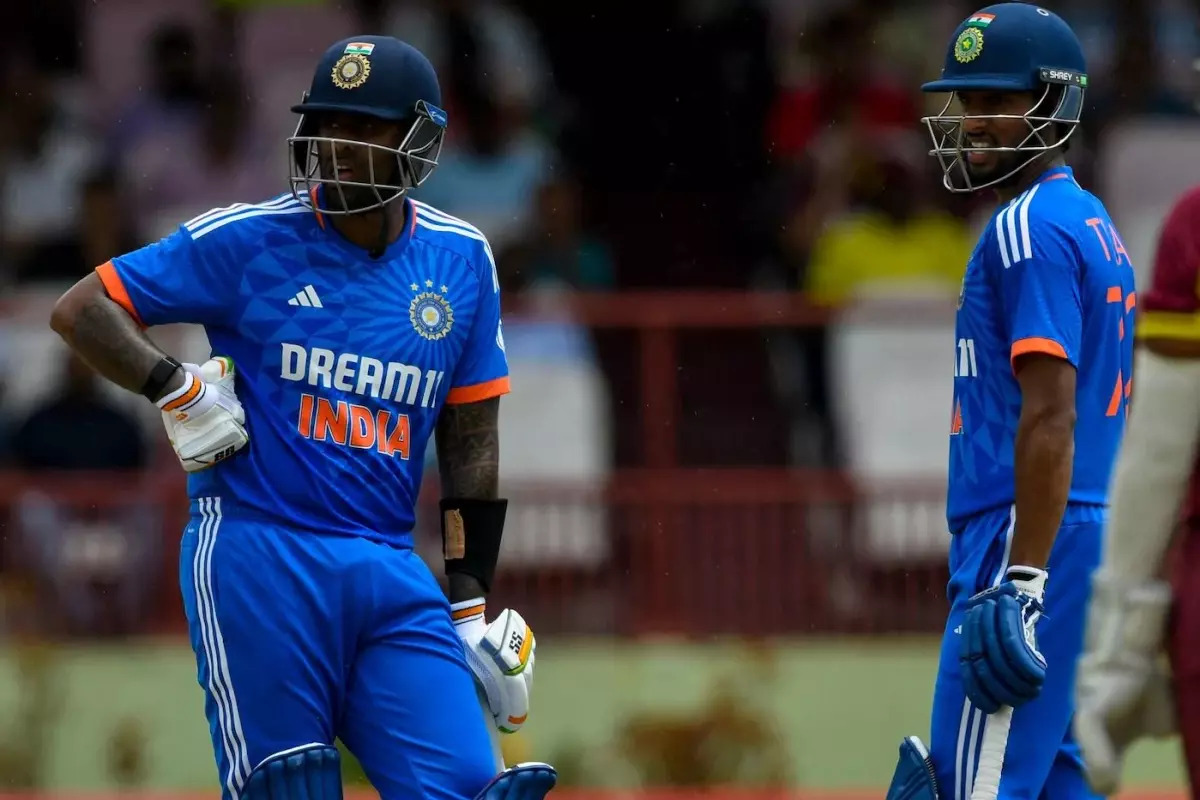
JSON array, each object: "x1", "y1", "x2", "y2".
[{"x1": 410, "y1": 287, "x2": 454, "y2": 340}]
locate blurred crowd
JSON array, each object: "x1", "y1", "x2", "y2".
[{"x1": 1, "y1": 0, "x2": 1200, "y2": 637}]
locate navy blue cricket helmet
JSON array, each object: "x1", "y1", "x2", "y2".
[
  {"x1": 288, "y1": 35, "x2": 448, "y2": 214},
  {"x1": 920, "y1": 4, "x2": 1087, "y2": 193}
]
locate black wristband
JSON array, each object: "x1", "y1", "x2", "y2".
[
  {"x1": 140, "y1": 355, "x2": 183, "y2": 401},
  {"x1": 441, "y1": 497, "x2": 507, "y2": 594}
]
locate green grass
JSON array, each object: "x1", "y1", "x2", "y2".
[
  {"x1": 528, "y1": 637, "x2": 1187, "y2": 788},
  {"x1": 0, "y1": 638, "x2": 1184, "y2": 790}
]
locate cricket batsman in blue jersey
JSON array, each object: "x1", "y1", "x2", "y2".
[
  {"x1": 885, "y1": 6, "x2": 1136, "y2": 800},
  {"x1": 49, "y1": 35, "x2": 556, "y2": 800}
]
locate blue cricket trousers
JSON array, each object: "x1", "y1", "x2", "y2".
[
  {"x1": 929, "y1": 503, "x2": 1104, "y2": 800},
  {"x1": 179, "y1": 497, "x2": 498, "y2": 800}
]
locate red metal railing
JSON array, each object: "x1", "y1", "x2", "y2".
[
  {"x1": 502, "y1": 291, "x2": 951, "y2": 467},
  {"x1": 0, "y1": 291, "x2": 957, "y2": 638},
  {"x1": 504, "y1": 292, "x2": 832, "y2": 467},
  {"x1": 0, "y1": 469, "x2": 950, "y2": 638}
]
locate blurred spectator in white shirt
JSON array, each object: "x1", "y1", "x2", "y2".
[
  {"x1": 0, "y1": 53, "x2": 100, "y2": 283},
  {"x1": 118, "y1": 71, "x2": 278, "y2": 243}
]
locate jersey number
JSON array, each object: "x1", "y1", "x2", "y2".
[
  {"x1": 1104, "y1": 285, "x2": 1135, "y2": 418},
  {"x1": 1088, "y1": 218, "x2": 1136, "y2": 418},
  {"x1": 954, "y1": 338, "x2": 978, "y2": 378},
  {"x1": 296, "y1": 394, "x2": 411, "y2": 459}
]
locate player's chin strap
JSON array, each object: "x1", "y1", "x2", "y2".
[
  {"x1": 370, "y1": 204, "x2": 390, "y2": 259},
  {"x1": 367, "y1": 190, "x2": 414, "y2": 260},
  {"x1": 887, "y1": 736, "x2": 940, "y2": 800}
]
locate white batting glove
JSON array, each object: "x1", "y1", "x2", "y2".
[
  {"x1": 1074, "y1": 571, "x2": 1176, "y2": 796},
  {"x1": 452, "y1": 600, "x2": 536, "y2": 734},
  {"x1": 158, "y1": 356, "x2": 249, "y2": 473}
]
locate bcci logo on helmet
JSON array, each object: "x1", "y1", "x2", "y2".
[
  {"x1": 955, "y1": 28, "x2": 984, "y2": 63},
  {"x1": 410, "y1": 283, "x2": 454, "y2": 341},
  {"x1": 332, "y1": 42, "x2": 375, "y2": 90}
]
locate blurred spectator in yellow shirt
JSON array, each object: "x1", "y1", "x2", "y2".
[{"x1": 805, "y1": 148, "x2": 972, "y2": 307}]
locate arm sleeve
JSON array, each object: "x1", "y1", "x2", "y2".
[
  {"x1": 1138, "y1": 188, "x2": 1200, "y2": 341},
  {"x1": 999, "y1": 219, "x2": 1083, "y2": 370},
  {"x1": 445, "y1": 243, "x2": 511, "y2": 405},
  {"x1": 94, "y1": 223, "x2": 239, "y2": 329}
]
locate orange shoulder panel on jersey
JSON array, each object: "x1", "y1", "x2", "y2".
[
  {"x1": 1140, "y1": 186, "x2": 1200, "y2": 342},
  {"x1": 95, "y1": 260, "x2": 146, "y2": 328},
  {"x1": 445, "y1": 376, "x2": 511, "y2": 405}
]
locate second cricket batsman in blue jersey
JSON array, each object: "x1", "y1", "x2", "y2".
[{"x1": 886, "y1": 6, "x2": 1135, "y2": 800}]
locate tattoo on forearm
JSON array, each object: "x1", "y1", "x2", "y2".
[
  {"x1": 437, "y1": 397, "x2": 501, "y2": 603},
  {"x1": 435, "y1": 397, "x2": 500, "y2": 499},
  {"x1": 69, "y1": 295, "x2": 180, "y2": 397}
]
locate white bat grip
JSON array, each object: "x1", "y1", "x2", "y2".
[{"x1": 970, "y1": 705, "x2": 1013, "y2": 800}]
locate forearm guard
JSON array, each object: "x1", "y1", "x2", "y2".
[{"x1": 441, "y1": 497, "x2": 507, "y2": 594}]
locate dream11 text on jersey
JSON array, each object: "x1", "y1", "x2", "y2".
[{"x1": 280, "y1": 342, "x2": 446, "y2": 459}]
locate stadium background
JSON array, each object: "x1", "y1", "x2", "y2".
[{"x1": 1, "y1": 0, "x2": 1199, "y2": 796}]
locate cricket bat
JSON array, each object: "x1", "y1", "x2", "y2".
[{"x1": 970, "y1": 705, "x2": 1013, "y2": 800}]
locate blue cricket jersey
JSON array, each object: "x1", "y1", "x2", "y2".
[
  {"x1": 97, "y1": 192, "x2": 510, "y2": 547},
  {"x1": 947, "y1": 166, "x2": 1135, "y2": 530}
]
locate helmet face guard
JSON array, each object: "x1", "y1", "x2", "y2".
[
  {"x1": 921, "y1": 71, "x2": 1086, "y2": 194},
  {"x1": 288, "y1": 99, "x2": 447, "y2": 215}
]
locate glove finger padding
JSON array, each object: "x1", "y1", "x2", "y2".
[
  {"x1": 161, "y1": 357, "x2": 249, "y2": 472},
  {"x1": 482, "y1": 609, "x2": 535, "y2": 732},
  {"x1": 522, "y1": 648, "x2": 536, "y2": 697},
  {"x1": 1075, "y1": 574, "x2": 1176, "y2": 796},
  {"x1": 482, "y1": 608, "x2": 535, "y2": 676},
  {"x1": 1076, "y1": 655, "x2": 1155, "y2": 730},
  {"x1": 961, "y1": 587, "x2": 1046, "y2": 713},
  {"x1": 495, "y1": 670, "x2": 531, "y2": 734},
  {"x1": 962, "y1": 604, "x2": 1004, "y2": 714},
  {"x1": 1074, "y1": 710, "x2": 1120, "y2": 796},
  {"x1": 1074, "y1": 669, "x2": 1173, "y2": 796},
  {"x1": 456, "y1": 605, "x2": 536, "y2": 735},
  {"x1": 993, "y1": 595, "x2": 1046, "y2": 695},
  {"x1": 981, "y1": 599, "x2": 1025, "y2": 694}
]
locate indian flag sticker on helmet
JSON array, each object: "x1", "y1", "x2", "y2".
[
  {"x1": 344, "y1": 42, "x2": 375, "y2": 55},
  {"x1": 966, "y1": 12, "x2": 995, "y2": 27},
  {"x1": 955, "y1": 27, "x2": 984, "y2": 63}
]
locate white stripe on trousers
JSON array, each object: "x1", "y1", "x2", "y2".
[
  {"x1": 955, "y1": 505, "x2": 1017, "y2": 800},
  {"x1": 195, "y1": 497, "x2": 252, "y2": 797}
]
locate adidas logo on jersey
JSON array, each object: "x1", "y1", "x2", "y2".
[{"x1": 288, "y1": 285, "x2": 324, "y2": 308}]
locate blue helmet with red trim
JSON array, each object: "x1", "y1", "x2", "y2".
[
  {"x1": 920, "y1": 4, "x2": 1087, "y2": 193},
  {"x1": 288, "y1": 35, "x2": 448, "y2": 214}
]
